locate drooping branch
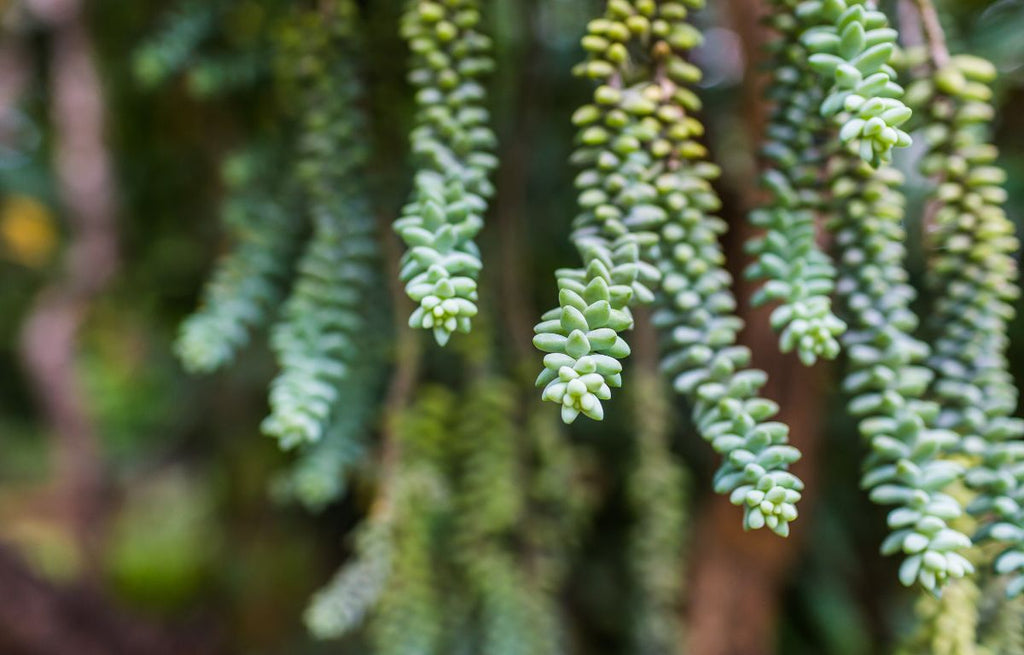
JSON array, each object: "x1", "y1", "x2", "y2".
[{"x1": 393, "y1": 0, "x2": 498, "y2": 347}]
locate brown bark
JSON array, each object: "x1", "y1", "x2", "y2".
[
  {"x1": 684, "y1": 1, "x2": 827, "y2": 653},
  {"x1": 18, "y1": 0, "x2": 119, "y2": 574}
]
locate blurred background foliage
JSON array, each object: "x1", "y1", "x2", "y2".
[{"x1": 0, "y1": 0, "x2": 1022, "y2": 653}]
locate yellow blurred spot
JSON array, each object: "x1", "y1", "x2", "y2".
[{"x1": 0, "y1": 195, "x2": 59, "y2": 268}]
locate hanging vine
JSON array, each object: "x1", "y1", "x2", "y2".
[
  {"x1": 394, "y1": 0, "x2": 497, "y2": 346},
  {"x1": 152, "y1": 0, "x2": 1024, "y2": 645}
]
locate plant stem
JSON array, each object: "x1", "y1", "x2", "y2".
[
  {"x1": 911, "y1": 0, "x2": 950, "y2": 69},
  {"x1": 374, "y1": 211, "x2": 422, "y2": 519}
]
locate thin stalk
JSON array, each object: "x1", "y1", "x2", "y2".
[{"x1": 911, "y1": 0, "x2": 950, "y2": 69}]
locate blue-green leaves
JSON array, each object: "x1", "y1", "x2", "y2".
[
  {"x1": 657, "y1": 211, "x2": 804, "y2": 537},
  {"x1": 534, "y1": 0, "x2": 806, "y2": 534},
  {"x1": 176, "y1": 3, "x2": 381, "y2": 452},
  {"x1": 398, "y1": 173, "x2": 483, "y2": 345},
  {"x1": 534, "y1": 0, "x2": 683, "y2": 425},
  {"x1": 800, "y1": 0, "x2": 912, "y2": 165},
  {"x1": 746, "y1": 203, "x2": 845, "y2": 367},
  {"x1": 395, "y1": 0, "x2": 497, "y2": 346},
  {"x1": 262, "y1": 5, "x2": 379, "y2": 449},
  {"x1": 264, "y1": 208, "x2": 378, "y2": 448},
  {"x1": 535, "y1": 240, "x2": 636, "y2": 423},
  {"x1": 305, "y1": 382, "x2": 573, "y2": 652},
  {"x1": 175, "y1": 149, "x2": 300, "y2": 374},
  {"x1": 532, "y1": 111, "x2": 657, "y2": 421},
  {"x1": 306, "y1": 519, "x2": 393, "y2": 639},
  {"x1": 830, "y1": 158, "x2": 973, "y2": 591},
  {"x1": 745, "y1": 0, "x2": 845, "y2": 367},
  {"x1": 909, "y1": 54, "x2": 1024, "y2": 597}
]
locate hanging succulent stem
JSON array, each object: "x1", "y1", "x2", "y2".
[
  {"x1": 304, "y1": 143, "x2": 430, "y2": 637},
  {"x1": 531, "y1": 3, "x2": 664, "y2": 425},
  {"x1": 905, "y1": 32, "x2": 1024, "y2": 594},
  {"x1": 157, "y1": 0, "x2": 1024, "y2": 632},
  {"x1": 645, "y1": 1, "x2": 805, "y2": 536},
  {"x1": 394, "y1": 0, "x2": 498, "y2": 346},
  {"x1": 744, "y1": 0, "x2": 845, "y2": 367},
  {"x1": 533, "y1": 0, "x2": 805, "y2": 534},
  {"x1": 797, "y1": 0, "x2": 976, "y2": 591},
  {"x1": 745, "y1": 0, "x2": 916, "y2": 368},
  {"x1": 829, "y1": 151, "x2": 973, "y2": 591},
  {"x1": 261, "y1": 2, "x2": 381, "y2": 449},
  {"x1": 801, "y1": 0, "x2": 914, "y2": 165},
  {"x1": 175, "y1": 147, "x2": 302, "y2": 374}
]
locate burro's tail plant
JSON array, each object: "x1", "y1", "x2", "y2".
[
  {"x1": 745, "y1": 0, "x2": 913, "y2": 367},
  {"x1": 261, "y1": 3, "x2": 381, "y2": 450},
  {"x1": 744, "y1": 0, "x2": 844, "y2": 367},
  {"x1": 907, "y1": 50, "x2": 1024, "y2": 596},
  {"x1": 829, "y1": 154, "x2": 973, "y2": 591},
  {"x1": 160, "y1": 0, "x2": 1024, "y2": 645},
  {"x1": 177, "y1": 0, "x2": 381, "y2": 451},
  {"x1": 533, "y1": 0, "x2": 805, "y2": 536},
  {"x1": 779, "y1": 0, "x2": 976, "y2": 592},
  {"x1": 394, "y1": 0, "x2": 497, "y2": 346},
  {"x1": 802, "y1": 0, "x2": 912, "y2": 166},
  {"x1": 174, "y1": 146, "x2": 302, "y2": 374}
]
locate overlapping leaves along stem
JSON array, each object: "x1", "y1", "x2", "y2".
[
  {"x1": 394, "y1": 0, "x2": 498, "y2": 346},
  {"x1": 744, "y1": 0, "x2": 845, "y2": 367},
  {"x1": 746, "y1": 0, "x2": 912, "y2": 368},
  {"x1": 648, "y1": 2, "x2": 804, "y2": 536},
  {"x1": 829, "y1": 154, "x2": 972, "y2": 592},
  {"x1": 800, "y1": 0, "x2": 912, "y2": 166},
  {"x1": 908, "y1": 54, "x2": 1024, "y2": 597},
  {"x1": 534, "y1": 0, "x2": 805, "y2": 536},
  {"x1": 175, "y1": 147, "x2": 301, "y2": 374},
  {"x1": 531, "y1": 1, "x2": 669, "y2": 424},
  {"x1": 262, "y1": 3, "x2": 380, "y2": 448}
]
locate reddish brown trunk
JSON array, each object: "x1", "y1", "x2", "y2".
[{"x1": 684, "y1": 1, "x2": 826, "y2": 653}]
